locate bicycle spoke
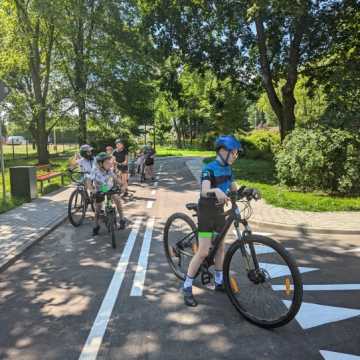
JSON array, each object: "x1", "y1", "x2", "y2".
[{"x1": 225, "y1": 237, "x2": 302, "y2": 327}]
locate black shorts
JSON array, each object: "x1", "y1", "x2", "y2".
[
  {"x1": 117, "y1": 164, "x2": 128, "y2": 173},
  {"x1": 145, "y1": 158, "x2": 154, "y2": 166},
  {"x1": 197, "y1": 197, "x2": 225, "y2": 238}
]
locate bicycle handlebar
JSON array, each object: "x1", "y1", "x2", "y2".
[
  {"x1": 68, "y1": 168, "x2": 90, "y2": 183},
  {"x1": 205, "y1": 187, "x2": 261, "y2": 204}
]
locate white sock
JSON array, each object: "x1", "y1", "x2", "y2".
[
  {"x1": 215, "y1": 270, "x2": 223, "y2": 285},
  {"x1": 184, "y1": 275, "x2": 194, "y2": 289}
]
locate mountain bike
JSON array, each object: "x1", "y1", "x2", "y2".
[
  {"x1": 68, "y1": 169, "x2": 95, "y2": 227},
  {"x1": 96, "y1": 187, "x2": 122, "y2": 249},
  {"x1": 163, "y1": 187, "x2": 303, "y2": 328}
]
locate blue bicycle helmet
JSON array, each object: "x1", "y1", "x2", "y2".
[{"x1": 215, "y1": 135, "x2": 242, "y2": 152}]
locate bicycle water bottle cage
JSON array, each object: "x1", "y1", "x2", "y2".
[{"x1": 201, "y1": 270, "x2": 213, "y2": 285}]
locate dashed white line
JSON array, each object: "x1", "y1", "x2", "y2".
[
  {"x1": 78, "y1": 218, "x2": 142, "y2": 360},
  {"x1": 147, "y1": 200, "x2": 154, "y2": 209},
  {"x1": 130, "y1": 217, "x2": 156, "y2": 296},
  {"x1": 151, "y1": 190, "x2": 156, "y2": 195}
]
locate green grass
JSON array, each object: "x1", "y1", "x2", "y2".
[
  {"x1": 156, "y1": 146, "x2": 214, "y2": 158},
  {"x1": 2, "y1": 143, "x2": 77, "y2": 161},
  {"x1": 0, "y1": 151, "x2": 75, "y2": 214},
  {"x1": 204, "y1": 157, "x2": 360, "y2": 212}
]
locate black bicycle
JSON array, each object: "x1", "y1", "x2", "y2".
[
  {"x1": 97, "y1": 187, "x2": 122, "y2": 249},
  {"x1": 68, "y1": 169, "x2": 95, "y2": 227},
  {"x1": 163, "y1": 187, "x2": 303, "y2": 328}
]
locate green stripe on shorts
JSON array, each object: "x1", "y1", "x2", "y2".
[{"x1": 198, "y1": 231, "x2": 213, "y2": 239}]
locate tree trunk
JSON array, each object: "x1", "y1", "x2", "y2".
[
  {"x1": 281, "y1": 85, "x2": 296, "y2": 137},
  {"x1": 37, "y1": 110, "x2": 49, "y2": 164},
  {"x1": 172, "y1": 118, "x2": 182, "y2": 148},
  {"x1": 78, "y1": 97, "x2": 87, "y2": 145}
]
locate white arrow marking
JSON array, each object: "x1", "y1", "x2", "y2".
[
  {"x1": 259, "y1": 263, "x2": 318, "y2": 278},
  {"x1": 283, "y1": 300, "x2": 360, "y2": 329},
  {"x1": 320, "y1": 350, "x2": 360, "y2": 360},
  {"x1": 273, "y1": 284, "x2": 360, "y2": 291}
]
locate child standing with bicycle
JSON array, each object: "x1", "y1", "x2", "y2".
[
  {"x1": 182, "y1": 135, "x2": 242, "y2": 307},
  {"x1": 92, "y1": 152, "x2": 126, "y2": 236}
]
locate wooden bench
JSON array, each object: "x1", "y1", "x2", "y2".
[{"x1": 36, "y1": 164, "x2": 65, "y2": 193}]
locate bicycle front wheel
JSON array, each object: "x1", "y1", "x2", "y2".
[
  {"x1": 224, "y1": 235, "x2": 303, "y2": 328},
  {"x1": 68, "y1": 189, "x2": 86, "y2": 227},
  {"x1": 108, "y1": 212, "x2": 117, "y2": 249},
  {"x1": 163, "y1": 213, "x2": 198, "y2": 280}
]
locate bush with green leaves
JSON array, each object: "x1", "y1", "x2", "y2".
[
  {"x1": 275, "y1": 127, "x2": 360, "y2": 196},
  {"x1": 237, "y1": 130, "x2": 280, "y2": 160}
]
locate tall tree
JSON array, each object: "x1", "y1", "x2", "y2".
[
  {"x1": 0, "y1": 0, "x2": 60, "y2": 163},
  {"x1": 140, "y1": 0, "x2": 348, "y2": 141}
]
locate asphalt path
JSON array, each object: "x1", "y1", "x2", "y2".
[{"x1": 0, "y1": 157, "x2": 359, "y2": 360}]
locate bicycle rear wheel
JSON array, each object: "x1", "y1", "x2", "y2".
[
  {"x1": 224, "y1": 235, "x2": 303, "y2": 328},
  {"x1": 163, "y1": 213, "x2": 198, "y2": 280},
  {"x1": 68, "y1": 189, "x2": 86, "y2": 227}
]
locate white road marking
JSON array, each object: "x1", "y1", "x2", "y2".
[
  {"x1": 259, "y1": 263, "x2": 319, "y2": 278},
  {"x1": 151, "y1": 189, "x2": 156, "y2": 195},
  {"x1": 320, "y1": 350, "x2": 360, "y2": 360},
  {"x1": 79, "y1": 218, "x2": 142, "y2": 360},
  {"x1": 130, "y1": 217, "x2": 155, "y2": 296},
  {"x1": 273, "y1": 284, "x2": 360, "y2": 291},
  {"x1": 147, "y1": 201, "x2": 154, "y2": 209},
  {"x1": 346, "y1": 247, "x2": 360, "y2": 253},
  {"x1": 283, "y1": 300, "x2": 360, "y2": 330}
]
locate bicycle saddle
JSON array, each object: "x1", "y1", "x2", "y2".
[{"x1": 186, "y1": 203, "x2": 198, "y2": 212}]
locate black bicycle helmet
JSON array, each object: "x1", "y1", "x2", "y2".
[
  {"x1": 115, "y1": 139, "x2": 124, "y2": 145},
  {"x1": 80, "y1": 144, "x2": 94, "y2": 160}
]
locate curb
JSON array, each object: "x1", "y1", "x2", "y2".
[
  {"x1": 0, "y1": 213, "x2": 68, "y2": 273},
  {"x1": 185, "y1": 158, "x2": 360, "y2": 236},
  {"x1": 248, "y1": 219, "x2": 360, "y2": 236}
]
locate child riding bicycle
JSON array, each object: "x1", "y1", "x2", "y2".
[
  {"x1": 72, "y1": 144, "x2": 95, "y2": 193},
  {"x1": 92, "y1": 152, "x2": 126, "y2": 236},
  {"x1": 182, "y1": 135, "x2": 242, "y2": 307}
]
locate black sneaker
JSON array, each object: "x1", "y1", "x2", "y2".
[
  {"x1": 183, "y1": 287, "x2": 198, "y2": 307},
  {"x1": 214, "y1": 283, "x2": 225, "y2": 292},
  {"x1": 92, "y1": 225, "x2": 100, "y2": 236}
]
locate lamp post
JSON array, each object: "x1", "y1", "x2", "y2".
[{"x1": 0, "y1": 80, "x2": 10, "y2": 201}]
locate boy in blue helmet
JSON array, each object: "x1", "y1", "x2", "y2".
[{"x1": 183, "y1": 135, "x2": 242, "y2": 307}]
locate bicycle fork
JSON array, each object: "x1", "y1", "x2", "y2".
[{"x1": 234, "y1": 222, "x2": 260, "y2": 273}]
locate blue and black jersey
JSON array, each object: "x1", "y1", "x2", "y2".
[{"x1": 200, "y1": 160, "x2": 234, "y2": 194}]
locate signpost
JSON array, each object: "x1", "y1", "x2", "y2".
[{"x1": 0, "y1": 80, "x2": 10, "y2": 201}]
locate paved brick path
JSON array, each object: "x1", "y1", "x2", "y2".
[
  {"x1": 186, "y1": 158, "x2": 360, "y2": 234},
  {"x1": 0, "y1": 187, "x2": 73, "y2": 270}
]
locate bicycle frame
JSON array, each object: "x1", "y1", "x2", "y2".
[{"x1": 201, "y1": 197, "x2": 259, "y2": 274}]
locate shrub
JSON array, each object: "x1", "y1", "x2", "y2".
[
  {"x1": 237, "y1": 130, "x2": 280, "y2": 160},
  {"x1": 275, "y1": 127, "x2": 360, "y2": 196}
]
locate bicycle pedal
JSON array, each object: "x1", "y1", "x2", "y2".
[{"x1": 201, "y1": 271, "x2": 213, "y2": 285}]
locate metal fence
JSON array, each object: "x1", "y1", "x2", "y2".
[{"x1": 2, "y1": 141, "x2": 78, "y2": 161}]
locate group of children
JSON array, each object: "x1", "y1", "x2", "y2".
[
  {"x1": 73, "y1": 139, "x2": 156, "y2": 236},
  {"x1": 74, "y1": 134, "x2": 244, "y2": 308}
]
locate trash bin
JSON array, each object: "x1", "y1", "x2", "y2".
[{"x1": 10, "y1": 166, "x2": 37, "y2": 201}]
